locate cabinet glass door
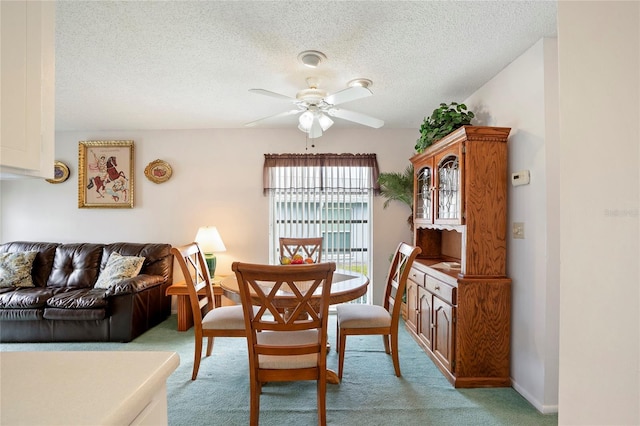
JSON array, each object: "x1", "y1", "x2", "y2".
[
  {"x1": 436, "y1": 154, "x2": 461, "y2": 222},
  {"x1": 416, "y1": 166, "x2": 432, "y2": 221}
]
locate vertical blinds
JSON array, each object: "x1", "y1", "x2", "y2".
[{"x1": 264, "y1": 153, "x2": 380, "y2": 303}]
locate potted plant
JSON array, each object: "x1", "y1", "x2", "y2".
[
  {"x1": 378, "y1": 164, "x2": 414, "y2": 231},
  {"x1": 378, "y1": 164, "x2": 415, "y2": 319},
  {"x1": 415, "y1": 102, "x2": 475, "y2": 153}
]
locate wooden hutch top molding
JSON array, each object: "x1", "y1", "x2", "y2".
[{"x1": 410, "y1": 126, "x2": 511, "y2": 162}]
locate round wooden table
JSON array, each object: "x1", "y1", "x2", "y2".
[
  {"x1": 220, "y1": 270, "x2": 369, "y2": 308},
  {"x1": 220, "y1": 269, "x2": 369, "y2": 384}
]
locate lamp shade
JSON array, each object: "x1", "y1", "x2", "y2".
[
  {"x1": 194, "y1": 226, "x2": 226, "y2": 254},
  {"x1": 298, "y1": 111, "x2": 314, "y2": 132},
  {"x1": 298, "y1": 111, "x2": 334, "y2": 138}
]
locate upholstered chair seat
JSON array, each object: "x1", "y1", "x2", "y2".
[
  {"x1": 202, "y1": 304, "x2": 258, "y2": 330},
  {"x1": 335, "y1": 304, "x2": 391, "y2": 328}
]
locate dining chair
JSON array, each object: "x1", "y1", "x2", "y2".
[
  {"x1": 336, "y1": 242, "x2": 421, "y2": 380},
  {"x1": 232, "y1": 261, "x2": 336, "y2": 426},
  {"x1": 172, "y1": 242, "x2": 249, "y2": 380},
  {"x1": 279, "y1": 236, "x2": 323, "y2": 263}
]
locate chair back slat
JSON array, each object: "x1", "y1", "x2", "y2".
[
  {"x1": 279, "y1": 237, "x2": 323, "y2": 263},
  {"x1": 257, "y1": 344, "x2": 320, "y2": 356}
]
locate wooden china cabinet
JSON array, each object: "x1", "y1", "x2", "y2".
[{"x1": 406, "y1": 126, "x2": 511, "y2": 388}]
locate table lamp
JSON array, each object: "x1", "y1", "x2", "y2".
[{"x1": 194, "y1": 226, "x2": 226, "y2": 278}]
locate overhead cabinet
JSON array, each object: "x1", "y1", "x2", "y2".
[
  {"x1": 0, "y1": 1, "x2": 55, "y2": 178},
  {"x1": 406, "y1": 126, "x2": 511, "y2": 388}
]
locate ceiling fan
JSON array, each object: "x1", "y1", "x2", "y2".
[{"x1": 245, "y1": 77, "x2": 384, "y2": 138}]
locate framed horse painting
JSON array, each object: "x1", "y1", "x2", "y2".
[{"x1": 78, "y1": 140, "x2": 134, "y2": 208}]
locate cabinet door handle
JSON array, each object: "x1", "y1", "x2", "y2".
[{"x1": 434, "y1": 285, "x2": 440, "y2": 291}]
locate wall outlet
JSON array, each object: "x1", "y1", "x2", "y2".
[{"x1": 513, "y1": 222, "x2": 525, "y2": 239}]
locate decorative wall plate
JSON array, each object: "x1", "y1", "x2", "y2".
[
  {"x1": 46, "y1": 161, "x2": 70, "y2": 184},
  {"x1": 144, "y1": 159, "x2": 172, "y2": 184}
]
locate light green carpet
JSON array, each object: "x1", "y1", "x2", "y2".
[{"x1": 1, "y1": 315, "x2": 557, "y2": 425}]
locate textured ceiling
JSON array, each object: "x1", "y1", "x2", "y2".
[{"x1": 55, "y1": 1, "x2": 557, "y2": 132}]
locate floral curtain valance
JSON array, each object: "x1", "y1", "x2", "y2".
[{"x1": 263, "y1": 153, "x2": 380, "y2": 194}]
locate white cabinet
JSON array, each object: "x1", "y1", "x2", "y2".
[{"x1": 0, "y1": 0, "x2": 55, "y2": 179}]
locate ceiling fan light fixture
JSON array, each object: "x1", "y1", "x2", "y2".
[
  {"x1": 318, "y1": 113, "x2": 333, "y2": 131},
  {"x1": 309, "y1": 116, "x2": 323, "y2": 138},
  {"x1": 298, "y1": 50, "x2": 326, "y2": 68},
  {"x1": 298, "y1": 111, "x2": 332, "y2": 137},
  {"x1": 348, "y1": 78, "x2": 373, "y2": 89},
  {"x1": 298, "y1": 110, "x2": 314, "y2": 132}
]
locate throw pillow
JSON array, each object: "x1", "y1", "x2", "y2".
[
  {"x1": 0, "y1": 251, "x2": 37, "y2": 288},
  {"x1": 94, "y1": 252, "x2": 145, "y2": 289}
]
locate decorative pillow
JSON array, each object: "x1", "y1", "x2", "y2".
[
  {"x1": 0, "y1": 251, "x2": 37, "y2": 288},
  {"x1": 94, "y1": 252, "x2": 145, "y2": 289}
]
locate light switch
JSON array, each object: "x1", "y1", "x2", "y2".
[{"x1": 513, "y1": 222, "x2": 525, "y2": 239}]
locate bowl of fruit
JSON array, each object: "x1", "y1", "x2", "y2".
[{"x1": 280, "y1": 254, "x2": 314, "y2": 265}]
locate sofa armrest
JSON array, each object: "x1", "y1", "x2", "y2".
[{"x1": 104, "y1": 274, "x2": 165, "y2": 296}]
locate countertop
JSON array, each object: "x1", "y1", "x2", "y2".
[{"x1": 0, "y1": 351, "x2": 179, "y2": 425}]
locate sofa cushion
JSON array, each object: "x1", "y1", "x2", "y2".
[
  {"x1": 0, "y1": 242, "x2": 59, "y2": 287},
  {"x1": 0, "y1": 308, "x2": 44, "y2": 321},
  {"x1": 103, "y1": 243, "x2": 172, "y2": 278},
  {"x1": 46, "y1": 288, "x2": 108, "y2": 309},
  {"x1": 0, "y1": 251, "x2": 37, "y2": 288},
  {"x1": 47, "y1": 243, "x2": 104, "y2": 289},
  {"x1": 0, "y1": 288, "x2": 55, "y2": 309},
  {"x1": 103, "y1": 274, "x2": 164, "y2": 296},
  {"x1": 43, "y1": 307, "x2": 106, "y2": 321},
  {"x1": 94, "y1": 252, "x2": 145, "y2": 289}
]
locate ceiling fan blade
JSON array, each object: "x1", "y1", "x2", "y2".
[
  {"x1": 249, "y1": 88, "x2": 296, "y2": 101},
  {"x1": 324, "y1": 86, "x2": 372, "y2": 106},
  {"x1": 327, "y1": 108, "x2": 384, "y2": 128},
  {"x1": 245, "y1": 109, "x2": 301, "y2": 127}
]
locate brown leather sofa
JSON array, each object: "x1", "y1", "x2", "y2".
[{"x1": 0, "y1": 241, "x2": 173, "y2": 342}]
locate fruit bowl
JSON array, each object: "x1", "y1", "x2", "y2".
[{"x1": 280, "y1": 255, "x2": 314, "y2": 265}]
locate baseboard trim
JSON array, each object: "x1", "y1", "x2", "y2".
[{"x1": 511, "y1": 378, "x2": 558, "y2": 414}]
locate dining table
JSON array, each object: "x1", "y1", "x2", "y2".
[{"x1": 220, "y1": 269, "x2": 369, "y2": 384}]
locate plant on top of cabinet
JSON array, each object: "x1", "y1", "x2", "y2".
[
  {"x1": 378, "y1": 164, "x2": 414, "y2": 230},
  {"x1": 415, "y1": 102, "x2": 475, "y2": 153}
]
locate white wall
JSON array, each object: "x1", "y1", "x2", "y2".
[
  {"x1": 465, "y1": 38, "x2": 560, "y2": 414},
  {"x1": 0, "y1": 128, "x2": 415, "y2": 305},
  {"x1": 557, "y1": 2, "x2": 639, "y2": 425}
]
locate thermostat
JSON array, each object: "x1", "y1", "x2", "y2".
[{"x1": 511, "y1": 170, "x2": 530, "y2": 186}]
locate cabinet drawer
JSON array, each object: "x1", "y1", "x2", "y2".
[
  {"x1": 408, "y1": 267, "x2": 426, "y2": 286},
  {"x1": 425, "y1": 275, "x2": 456, "y2": 304}
]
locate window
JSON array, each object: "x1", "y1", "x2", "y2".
[{"x1": 264, "y1": 154, "x2": 380, "y2": 304}]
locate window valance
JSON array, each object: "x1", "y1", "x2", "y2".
[{"x1": 263, "y1": 153, "x2": 380, "y2": 194}]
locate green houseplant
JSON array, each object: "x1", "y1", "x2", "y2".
[
  {"x1": 415, "y1": 102, "x2": 475, "y2": 153},
  {"x1": 378, "y1": 165, "x2": 414, "y2": 312},
  {"x1": 378, "y1": 164, "x2": 414, "y2": 231}
]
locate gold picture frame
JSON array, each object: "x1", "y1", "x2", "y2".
[
  {"x1": 144, "y1": 159, "x2": 173, "y2": 184},
  {"x1": 78, "y1": 140, "x2": 134, "y2": 208},
  {"x1": 46, "y1": 161, "x2": 70, "y2": 184}
]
